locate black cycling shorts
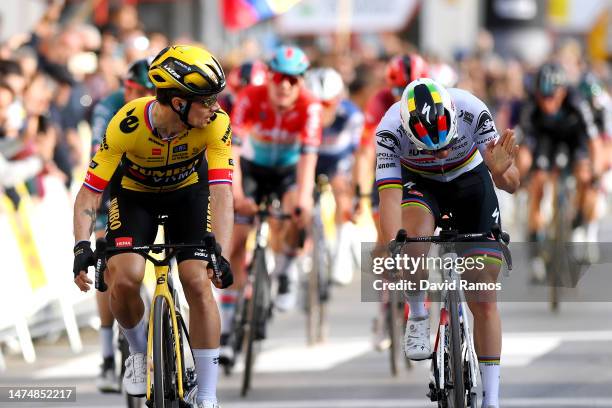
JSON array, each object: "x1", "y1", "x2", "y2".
[
  {"x1": 236, "y1": 159, "x2": 296, "y2": 224},
  {"x1": 105, "y1": 182, "x2": 210, "y2": 264},
  {"x1": 526, "y1": 134, "x2": 589, "y2": 171},
  {"x1": 401, "y1": 163, "x2": 502, "y2": 261}
]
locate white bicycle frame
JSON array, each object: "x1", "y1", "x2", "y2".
[{"x1": 434, "y1": 251, "x2": 479, "y2": 392}]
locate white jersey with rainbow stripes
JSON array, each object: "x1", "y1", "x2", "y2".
[{"x1": 375, "y1": 88, "x2": 499, "y2": 189}]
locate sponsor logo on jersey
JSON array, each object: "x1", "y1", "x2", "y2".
[
  {"x1": 173, "y1": 143, "x2": 188, "y2": 153},
  {"x1": 407, "y1": 189, "x2": 423, "y2": 197},
  {"x1": 152, "y1": 148, "x2": 162, "y2": 155},
  {"x1": 228, "y1": 158, "x2": 234, "y2": 166},
  {"x1": 459, "y1": 110, "x2": 474, "y2": 124},
  {"x1": 221, "y1": 125, "x2": 231, "y2": 145},
  {"x1": 377, "y1": 162, "x2": 397, "y2": 169},
  {"x1": 89, "y1": 160, "x2": 98, "y2": 169},
  {"x1": 148, "y1": 137, "x2": 164, "y2": 146},
  {"x1": 99, "y1": 135, "x2": 109, "y2": 151},
  {"x1": 376, "y1": 131, "x2": 401, "y2": 153},
  {"x1": 119, "y1": 108, "x2": 139, "y2": 133},
  {"x1": 115, "y1": 237, "x2": 133, "y2": 248},
  {"x1": 476, "y1": 110, "x2": 495, "y2": 135},
  {"x1": 108, "y1": 198, "x2": 122, "y2": 230}
]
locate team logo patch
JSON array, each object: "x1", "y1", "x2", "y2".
[
  {"x1": 476, "y1": 110, "x2": 495, "y2": 135},
  {"x1": 89, "y1": 160, "x2": 98, "y2": 169},
  {"x1": 119, "y1": 108, "x2": 139, "y2": 133},
  {"x1": 459, "y1": 110, "x2": 474, "y2": 125},
  {"x1": 173, "y1": 143, "x2": 187, "y2": 153},
  {"x1": 376, "y1": 131, "x2": 401, "y2": 153},
  {"x1": 152, "y1": 148, "x2": 162, "y2": 155},
  {"x1": 115, "y1": 237, "x2": 133, "y2": 248}
]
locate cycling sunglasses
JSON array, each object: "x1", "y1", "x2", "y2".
[
  {"x1": 192, "y1": 94, "x2": 218, "y2": 108},
  {"x1": 271, "y1": 72, "x2": 301, "y2": 86}
]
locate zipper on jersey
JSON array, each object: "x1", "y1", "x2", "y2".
[{"x1": 160, "y1": 139, "x2": 172, "y2": 193}]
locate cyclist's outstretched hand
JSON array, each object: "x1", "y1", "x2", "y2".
[
  {"x1": 485, "y1": 128, "x2": 518, "y2": 176},
  {"x1": 207, "y1": 255, "x2": 233, "y2": 289},
  {"x1": 73, "y1": 241, "x2": 94, "y2": 292}
]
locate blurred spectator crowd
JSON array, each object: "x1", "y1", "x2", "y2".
[{"x1": 0, "y1": 1, "x2": 610, "y2": 203}]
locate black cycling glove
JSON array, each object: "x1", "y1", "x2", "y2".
[
  {"x1": 73, "y1": 241, "x2": 94, "y2": 279},
  {"x1": 208, "y1": 254, "x2": 233, "y2": 289}
]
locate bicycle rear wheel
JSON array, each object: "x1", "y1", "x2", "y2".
[
  {"x1": 447, "y1": 290, "x2": 466, "y2": 407},
  {"x1": 241, "y1": 247, "x2": 269, "y2": 397},
  {"x1": 153, "y1": 296, "x2": 179, "y2": 408}
]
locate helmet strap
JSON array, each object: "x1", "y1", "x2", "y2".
[{"x1": 170, "y1": 100, "x2": 194, "y2": 129}]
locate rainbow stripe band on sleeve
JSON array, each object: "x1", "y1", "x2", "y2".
[
  {"x1": 376, "y1": 178, "x2": 403, "y2": 191},
  {"x1": 208, "y1": 169, "x2": 233, "y2": 185}
]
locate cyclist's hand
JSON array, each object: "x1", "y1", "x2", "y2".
[
  {"x1": 293, "y1": 203, "x2": 312, "y2": 229},
  {"x1": 235, "y1": 196, "x2": 257, "y2": 216},
  {"x1": 73, "y1": 241, "x2": 94, "y2": 291},
  {"x1": 485, "y1": 128, "x2": 518, "y2": 176},
  {"x1": 207, "y1": 255, "x2": 233, "y2": 289}
]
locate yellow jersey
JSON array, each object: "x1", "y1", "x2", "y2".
[{"x1": 84, "y1": 97, "x2": 233, "y2": 193}]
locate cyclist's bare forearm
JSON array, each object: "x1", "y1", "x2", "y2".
[
  {"x1": 296, "y1": 152, "x2": 317, "y2": 205},
  {"x1": 379, "y1": 188, "x2": 402, "y2": 244},
  {"x1": 492, "y1": 165, "x2": 520, "y2": 194},
  {"x1": 354, "y1": 144, "x2": 375, "y2": 196},
  {"x1": 73, "y1": 186, "x2": 102, "y2": 243},
  {"x1": 231, "y1": 146, "x2": 245, "y2": 199},
  {"x1": 210, "y1": 184, "x2": 233, "y2": 253}
]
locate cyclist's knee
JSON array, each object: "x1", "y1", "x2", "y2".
[
  {"x1": 468, "y1": 301, "x2": 498, "y2": 320},
  {"x1": 107, "y1": 255, "x2": 145, "y2": 294},
  {"x1": 401, "y1": 206, "x2": 435, "y2": 238},
  {"x1": 179, "y1": 264, "x2": 214, "y2": 302}
]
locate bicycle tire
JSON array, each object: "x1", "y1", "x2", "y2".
[
  {"x1": 153, "y1": 296, "x2": 179, "y2": 408},
  {"x1": 307, "y1": 242, "x2": 321, "y2": 345},
  {"x1": 549, "y1": 178, "x2": 570, "y2": 313},
  {"x1": 387, "y1": 290, "x2": 400, "y2": 377},
  {"x1": 447, "y1": 289, "x2": 466, "y2": 408},
  {"x1": 241, "y1": 248, "x2": 268, "y2": 397}
]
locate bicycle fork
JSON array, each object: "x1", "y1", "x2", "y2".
[{"x1": 146, "y1": 264, "x2": 186, "y2": 402}]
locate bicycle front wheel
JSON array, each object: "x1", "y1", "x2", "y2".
[
  {"x1": 241, "y1": 247, "x2": 269, "y2": 397},
  {"x1": 447, "y1": 290, "x2": 466, "y2": 408},
  {"x1": 153, "y1": 296, "x2": 179, "y2": 408}
]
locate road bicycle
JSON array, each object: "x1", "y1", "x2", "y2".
[
  {"x1": 389, "y1": 219, "x2": 512, "y2": 407},
  {"x1": 95, "y1": 222, "x2": 224, "y2": 408},
  {"x1": 304, "y1": 174, "x2": 333, "y2": 345},
  {"x1": 223, "y1": 197, "x2": 293, "y2": 397}
]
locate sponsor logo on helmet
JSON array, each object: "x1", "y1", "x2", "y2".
[
  {"x1": 163, "y1": 63, "x2": 182, "y2": 79},
  {"x1": 476, "y1": 110, "x2": 495, "y2": 135},
  {"x1": 376, "y1": 131, "x2": 401, "y2": 153},
  {"x1": 421, "y1": 103, "x2": 432, "y2": 124},
  {"x1": 120, "y1": 108, "x2": 139, "y2": 133}
]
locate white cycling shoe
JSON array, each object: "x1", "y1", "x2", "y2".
[
  {"x1": 122, "y1": 352, "x2": 147, "y2": 396},
  {"x1": 404, "y1": 316, "x2": 431, "y2": 360}
]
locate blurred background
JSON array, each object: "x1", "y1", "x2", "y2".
[{"x1": 0, "y1": 0, "x2": 611, "y2": 407}]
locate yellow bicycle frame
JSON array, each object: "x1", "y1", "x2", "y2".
[{"x1": 145, "y1": 263, "x2": 185, "y2": 401}]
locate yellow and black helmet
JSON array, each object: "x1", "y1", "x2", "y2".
[{"x1": 148, "y1": 45, "x2": 226, "y2": 96}]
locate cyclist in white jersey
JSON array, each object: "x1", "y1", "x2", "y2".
[{"x1": 376, "y1": 78, "x2": 519, "y2": 408}]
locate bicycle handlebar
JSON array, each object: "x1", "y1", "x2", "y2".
[
  {"x1": 390, "y1": 224, "x2": 513, "y2": 270},
  {"x1": 93, "y1": 232, "x2": 223, "y2": 292}
]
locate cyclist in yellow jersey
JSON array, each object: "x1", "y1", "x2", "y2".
[{"x1": 72, "y1": 45, "x2": 234, "y2": 408}]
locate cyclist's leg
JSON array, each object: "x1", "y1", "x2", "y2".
[
  {"x1": 105, "y1": 187, "x2": 158, "y2": 396},
  {"x1": 397, "y1": 176, "x2": 438, "y2": 360},
  {"x1": 452, "y1": 165, "x2": 503, "y2": 408},
  {"x1": 169, "y1": 184, "x2": 220, "y2": 405}
]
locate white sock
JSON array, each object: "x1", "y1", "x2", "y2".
[
  {"x1": 100, "y1": 325, "x2": 114, "y2": 359},
  {"x1": 119, "y1": 313, "x2": 147, "y2": 354},
  {"x1": 219, "y1": 290, "x2": 238, "y2": 335},
  {"x1": 194, "y1": 348, "x2": 219, "y2": 403},
  {"x1": 479, "y1": 357, "x2": 500, "y2": 407},
  {"x1": 405, "y1": 291, "x2": 427, "y2": 319}
]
